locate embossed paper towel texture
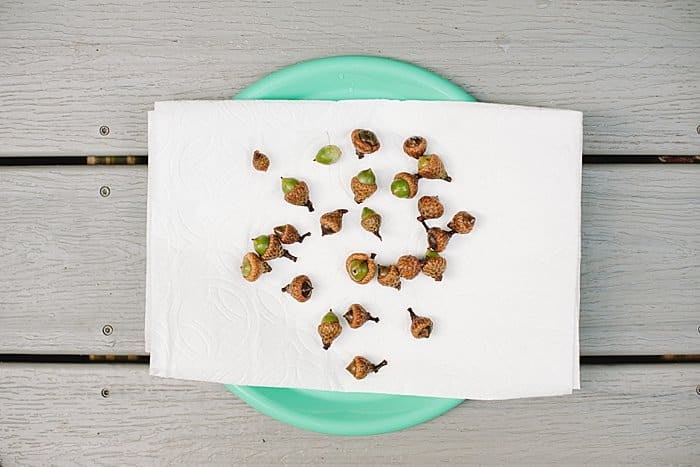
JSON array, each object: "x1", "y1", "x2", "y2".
[{"x1": 147, "y1": 100, "x2": 581, "y2": 400}]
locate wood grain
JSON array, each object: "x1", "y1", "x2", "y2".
[
  {"x1": 0, "y1": 165, "x2": 698, "y2": 355},
  {"x1": 0, "y1": 363, "x2": 697, "y2": 464},
  {"x1": 0, "y1": 0, "x2": 698, "y2": 156}
]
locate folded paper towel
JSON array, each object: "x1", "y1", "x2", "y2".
[{"x1": 147, "y1": 100, "x2": 581, "y2": 400}]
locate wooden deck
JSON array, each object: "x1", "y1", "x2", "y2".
[{"x1": 1, "y1": 1, "x2": 698, "y2": 464}]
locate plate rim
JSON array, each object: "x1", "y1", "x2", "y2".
[{"x1": 228, "y1": 55, "x2": 474, "y2": 436}]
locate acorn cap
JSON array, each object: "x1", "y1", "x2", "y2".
[
  {"x1": 377, "y1": 264, "x2": 402, "y2": 290},
  {"x1": 273, "y1": 224, "x2": 311, "y2": 244},
  {"x1": 343, "y1": 304, "x2": 379, "y2": 329},
  {"x1": 392, "y1": 172, "x2": 419, "y2": 199},
  {"x1": 397, "y1": 254, "x2": 421, "y2": 280},
  {"x1": 318, "y1": 310, "x2": 342, "y2": 350},
  {"x1": 408, "y1": 307, "x2": 433, "y2": 339},
  {"x1": 282, "y1": 275, "x2": 313, "y2": 302},
  {"x1": 257, "y1": 233, "x2": 297, "y2": 262},
  {"x1": 320, "y1": 209, "x2": 348, "y2": 236},
  {"x1": 241, "y1": 252, "x2": 271, "y2": 282},
  {"x1": 417, "y1": 195, "x2": 444, "y2": 221},
  {"x1": 345, "y1": 252, "x2": 377, "y2": 284},
  {"x1": 252, "y1": 150, "x2": 270, "y2": 171},
  {"x1": 421, "y1": 251, "x2": 447, "y2": 282},
  {"x1": 403, "y1": 136, "x2": 427, "y2": 159},
  {"x1": 448, "y1": 211, "x2": 476, "y2": 234},
  {"x1": 417, "y1": 154, "x2": 451, "y2": 182},
  {"x1": 282, "y1": 179, "x2": 314, "y2": 212},
  {"x1": 351, "y1": 129, "x2": 380, "y2": 158},
  {"x1": 419, "y1": 219, "x2": 453, "y2": 253},
  {"x1": 351, "y1": 175, "x2": 377, "y2": 204},
  {"x1": 360, "y1": 208, "x2": 382, "y2": 240},
  {"x1": 346, "y1": 356, "x2": 388, "y2": 379}
]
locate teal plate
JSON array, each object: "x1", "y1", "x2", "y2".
[{"x1": 228, "y1": 56, "x2": 475, "y2": 436}]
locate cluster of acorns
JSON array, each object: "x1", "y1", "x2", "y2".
[
  {"x1": 245, "y1": 128, "x2": 477, "y2": 381},
  {"x1": 317, "y1": 305, "x2": 433, "y2": 379}
]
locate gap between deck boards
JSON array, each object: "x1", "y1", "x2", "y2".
[{"x1": 0, "y1": 155, "x2": 699, "y2": 166}]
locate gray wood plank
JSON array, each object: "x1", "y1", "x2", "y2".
[
  {"x1": 0, "y1": 0, "x2": 698, "y2": 156},
  {"x1": 0, "y1": 363, "x2": 697, "y2": 464},
  {"x1": 1, "y1": 165, "x2": 698, "y2": 355}
]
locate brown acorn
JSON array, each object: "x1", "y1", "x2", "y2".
[
  {"x1": 281, "y1": 275, "x2": 313, "y2": 302},
  {"x1": 408, "y1": 307, "x2": 433, "y2": 339},
  {"x1": 252, "y1": 150, "x2": 270, "y2": 172},
  {"x1": 360, "y1": 207, "x2": 382, "y2": 240},
  {"x1": 396, "y1": 254, "x2": 421, "y2": 280},
  {"x1": 273, "y1": 224, "x2": 311, "y2": 244},
  {"x1": 281, "y1": 177, "x2": 314, "y2": 212},
  {"x1": 419, "y1": 219, "x2": 454, "y2": 253},
  {"x1": 346, "y1": 356, "x2": 388, "y2": 380},
  {"x1": 421, "y1": 250, "x2": 447, "y2": 282},
  {"x1": 403, "y1": 136, "x2": 427, "y2": 159},
  {"x1": 377, "y1": 264, "x2": 402, "y2": 290},
  {"x1": 417, "y1": 154, "x2": 452, "y2": 182},
  {"x1": 346, "y1": 252, "x2": 377, "y2": 285},
  {"x1": 252, "y1": 234, "x2": 297, "y2": 262},
  {"x1": 320, "y1": 209, "x2": 348, "y2": 236},
  {"x1": 391, "y1": 172, "x2": 420, "y2": 199},
  {"x1": 351, "y1": 129, "x2": 380, "y2": 159},
  {"x1": 318, "y1": 310, "x2": 342, "y2": 350},
  {"x1": 240, "y1": 252, "x2": 271, "y2": 282},
  {"x1": 417, "y1": 195, "x2": 444, "y2": 221},
  {"x1": 447, "y1": 211, "x2": 477, "y2": 234},
  {"x1": 350, "y1": 168, "x2": 377, "y2": 204},
  {"x1": 343, "y1": 304, "x2": 379, "y2": 329}
]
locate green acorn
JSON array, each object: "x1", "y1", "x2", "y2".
[
  {"x1": 252, "y1": 234, "x2": 297, "y2": 261},
  {"x1": 350, "y1": 168, "x2": 378, "y2": 204},
  {"x1": 281, "y1": 177, "x2": 314, "y2": 212},
  {"x1": 318, "y1": 309, "x2": 342, "y2": 350},
  {"x1": 314, "y1": 145, "x2": 342, "y2": 165}
]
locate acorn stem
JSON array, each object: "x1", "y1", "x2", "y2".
[
  {"x1": 369, "y1": 315, "x2": 380, "y2": 323},
  {"x1": 372, "y1": 360, "x2": 388, "y2": 373},
  {"x1": 305, "y1": 201, "x2": 315, "y2": 212},
  {"x1": 281, "y1": 285, "x2": 289, "y2": 293},
  {"x1": 444, "y1": 175, "x2": 452, "y2": 182},
  {"x1": 419, "y1": 218, "x2": 430, "y2": 232},
  {"x1": 408, "y1": 307, "x2": 416, "y2": 319},
  {"x1": 356, "y1": 150, "x2": 364, "y2": 159},
  {"x1": 374, "y1": 232, "x2": 382, "y2": 241},
  {"x1": 369, "y1": 252, "x2": 377, "y2": 259},
  {"x1": 299, "y1": 232, "x2": 311, "y2": 242},
  {"x1": 282, "y1": 250, "x2": 298, "y2": 262}
]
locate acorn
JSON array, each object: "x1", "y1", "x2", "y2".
[
  {"x1": 350, "y1": 168, "x2": 377, "y2": 204},
  {"x1": 281, "y1": 177, "x2": 314, "y2": 212},
  {"x1": 346, "y1": 356, "x2": 388, "y2": 380},
  {"x1": 417, "y1": 154, "x2": 451, "y2": 182},
  {"x1": 419, "y1": 219, "x2": 454, "y2": 253},
  {"x1": 421, "y1": 250, "x2": 447, "y2": 281},
  {"x1": 320, "y1": 209, "x2": 348, "y2": 236},
  {"x1": 397, "y1": 254, "x2": 421, "y2": 280},
  {"x1": 281, "y1": 275, "x2": 313, "y2": 302},
  {"x1": 240, "y1": 252, "x2": 271, "y2": 282},
  {"x1": 253, "y1": 234, "x2": 297, "y2": 262},
  {"x1": 360, "y1": 207, "x2": 382, "y2": 240},
  {"x1": 447, "y1": 211, "x2": 477, "y2": 234},
  {"x1": 252, "y1": 150, "x2": 270, "y2": 172},
  {"x1": 417, "y1": 195, "x2": 444, "y2": 221},
  {"x1": 314, "y1": 145, "x2": 342, "y2": 165},
  {"x1": 391, "y1": 172, "x2": 419, "y2": 199},
  {"x1": 408, "y1": 307, "x2": 433, "y2": 339},
  {"x1": 346, "y1": 252, "x2": 377, "y2": 285},
  {"x1": 377, "y1": 264, "x2": 402, "y2": 290},
  {"x1": 343, "y1": 304, "x2": 379, "y2": 329},
  {"x1": 403, "y1": 136, "x2": 427, "y2": 159},
  {"x1": 351, "y1": 129, "x2": 380, "y2": 159},
  {"x1": 317, "y1": 310, "x2": 342, "y2": 350},
  {"x1": 273, "y1": 224, "x2": 311, "y2": 245}
]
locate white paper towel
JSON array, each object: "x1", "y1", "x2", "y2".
[{"x1": 147, "y1": 100, "x2": 581, "y2": 400}]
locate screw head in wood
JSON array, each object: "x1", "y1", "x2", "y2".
[
  {"x1": 99, "y1": 125, "x2": 110, "y2": 136},
  {"x1": 101, "y1": 388, "x2": 110, "y2": 398},
  {"x1": 99, "y1": 186, "x2": 111, "y2": 197},
  {"x1": 102, "y1": 324, "x2": 113, "y2": 336}
]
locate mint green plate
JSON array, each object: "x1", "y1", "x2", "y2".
[{"x1": 228, "y1": 56, "x2": 475, "y2": 436}]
